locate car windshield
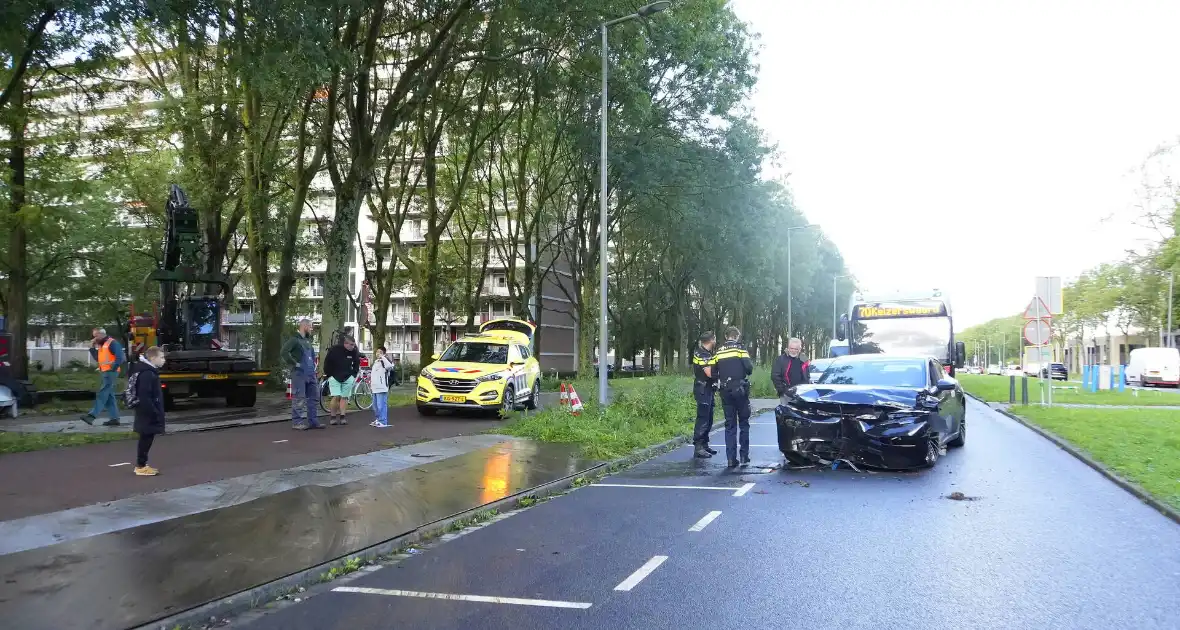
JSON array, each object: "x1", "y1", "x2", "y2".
[
  {"x1": 439, "y1": 342, "x2": 508, "y2": 364},
  {"x1": 818, "y1": 359, "x2": 929, "y2": 388}
]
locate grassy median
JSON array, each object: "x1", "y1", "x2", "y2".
[
  {"x1": 0, "y1": 431, "x2": 136, "y2": 455},
  {"x1": 503, "y1": 375, "x2": 695, "y2": 460},
  {"x1": 956, "y1": 374, "x2": 1180, "y2": 406},
  {"x1": 1012, "y1": 406, "x2": 1180, "y2": 511}
]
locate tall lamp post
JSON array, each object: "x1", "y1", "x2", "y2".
[
  {"x1": 832, "y1": 274, "x2": 852, "y2": 340},
  {"x1": 599, "y1": 1, "x2": 671, "y2": 406},
  {"x1": 785, "y1": 223, "x2": 819, "y2": 339}
]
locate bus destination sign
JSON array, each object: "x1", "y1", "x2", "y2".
[{"x1": 855, "y1": 301, "x2": 947, "y2": 320}]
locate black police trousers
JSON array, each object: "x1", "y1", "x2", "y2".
[
  {"x1": 720, "y1": 387, "x2": 751, "y2": 461},
  {"x1": 692, "y1": 382, "x2": 715, "y2": 446}
]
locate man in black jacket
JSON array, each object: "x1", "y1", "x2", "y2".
[
  {"x1": 323, "y1": 334, "x2": 361, "y2": 425},
  {"x1": 713, "y1": 326, "x2": 754, "y2": 467},
  {"x1": 129, "y1": 346, "x2": 167, "y2": 476},
  {"x1": 771, "y1": 337, "x2": 811, "y2": 396}
]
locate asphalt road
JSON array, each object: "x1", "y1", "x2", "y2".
[{"x1": 234, "y1": 398, "x2": 1180, "y2": 630}]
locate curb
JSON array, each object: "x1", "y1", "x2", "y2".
[
  {"x1": 139, "y1": 432, "x2": 692, "y2": 630},
  {"x1": 966, "y1": 392, "x2": 1180, "y2": 526}
]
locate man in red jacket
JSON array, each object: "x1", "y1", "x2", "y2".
[{"x1": 771, "y1": 337, "x2": 810, "y2": 396}]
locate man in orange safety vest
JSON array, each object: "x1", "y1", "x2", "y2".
[{"x1": 81, "y1": 327, "x2": 126, "y2": 426}]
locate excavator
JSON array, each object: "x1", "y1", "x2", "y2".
[{"x1": 127, "y1": 185, "x2": 269, "y2": 409}]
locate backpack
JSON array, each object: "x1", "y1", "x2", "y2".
[{"x1": 124, "y1": 371, "x2": 141, "y2": 408}]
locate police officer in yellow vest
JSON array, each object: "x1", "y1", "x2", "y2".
[
  {"x1": 691, "y1": 331, "x2": 718, "y2": 459},
  {"x1": 81, "y1": 327, "x2": 126, "y2": 426},
  {"x1": 712, "y1": 326, "x2": 754, "y2": 467}
]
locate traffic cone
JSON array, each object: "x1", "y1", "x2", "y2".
[
  {"x1": 560, "y1": 382, "x2": 570, "y2": 407},
  {"x1": 568, "y1": 385, "x2": 583, "y2": 416},
  {"x1": 285, "y1": 378, "x2": 292, "y2": 400}
]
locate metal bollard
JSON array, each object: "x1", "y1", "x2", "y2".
[
  {"x1": 1021, "y1": 376, "x2": 1029, "y2": 405},
  {"x1": 1009, "y1": 375, "x2": 1016, "y2": 404}
]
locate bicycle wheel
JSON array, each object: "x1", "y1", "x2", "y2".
[
  {"x1": 319, "y1": 378, "x2": 332, "y2": 414},
  {"x1": 353, "y1": 380, "x2": 374, "y2": 410}
]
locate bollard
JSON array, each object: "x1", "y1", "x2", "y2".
[
  {"x1": 1021, "y1": 376, "x2": 1029, "y2": 405},
  {"x1": 1081, "y1": 365, "x2": 1089, "y2": 391},
  {"x1": 1118, "y1": 365, "x2": 1126, "y2": 392},
  {"x1": 1009, "y1": 375, "x2": 1016, "y2": 403}
]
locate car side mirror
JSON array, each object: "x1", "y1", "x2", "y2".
[
  {"x1": 935, "y1": 378, "x2": 956, "y2": 392},
  {"x1": 510, "y1": 361, "x2": 523, "y2": 368},
  {"x1": 954, "y1": 341, "x2": 966, "y2": 368},
  {"x1": 836, "y1": 314, "x2": 848, "y2": 342},
  {"x1": 431, "y1": 353, "x2": 440, "y2": 361}
]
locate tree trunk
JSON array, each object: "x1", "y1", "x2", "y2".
[
  {"x1": 419, "y1": 242, "x2": 441, "y2": 363},
  {"x1": 6, "y1": 80, "x2": 29, "y2": 380},
  {"x1": 577, "y1": 279, "x2": 595, "y2": 375},
  {"x1": 319, "y1": 188, "x2": 365, "y2": 360}
]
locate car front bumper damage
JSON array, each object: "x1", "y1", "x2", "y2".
[{"x1": 774, "y1": 403, "x2": 951, "y2": 470}]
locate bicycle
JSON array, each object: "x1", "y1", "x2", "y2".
[{"x1": 319, "y1": 369, "x2": 374, "y2": 413}]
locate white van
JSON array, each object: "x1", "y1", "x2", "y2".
[{"x1": 1126, "y1": 347, "x2": 1180, "y2": 387}]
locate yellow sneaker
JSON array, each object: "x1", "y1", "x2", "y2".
[{"x1": 134, "y1": 466, "x2": 159, "y2": 476}]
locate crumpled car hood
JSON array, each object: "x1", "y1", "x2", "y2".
[{"x1": 782, "y1": 384, "x2": 923, "y2": 410}]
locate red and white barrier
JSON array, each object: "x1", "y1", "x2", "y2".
[
  {"x1": 285, "y1": 378, "x2": 292, "y2": 400},
  {"x1": 567, "y1": 385, "x2": 583, "y2": 416}
]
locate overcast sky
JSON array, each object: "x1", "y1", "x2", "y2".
[{"x1": 728, "y1": 0, "x2": 1178, "y2": 328}]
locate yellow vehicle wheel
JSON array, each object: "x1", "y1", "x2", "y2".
[{"x1": 499, "y1": 384, "x2": 516, "y2": 419}]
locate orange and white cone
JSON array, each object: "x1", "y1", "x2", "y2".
[
  {"x1": 568, "y1": 386, "x2": 583, "y2": 415},
  {"x1": 285, "y1": 378, "x2": 292, "y2": 400},
  {"x1": 560, "y1": 382, "x2": 570, "y2": 407}
]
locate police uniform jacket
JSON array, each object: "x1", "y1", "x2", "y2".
[
  {"x1": 692, "y1": 346, "x2": 716, "y2": 385},
  {"x1": 713, "y1": 340, "x2": 754, "y2": 390}
]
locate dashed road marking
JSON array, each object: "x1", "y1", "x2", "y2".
[
  {"x1": 273, "y1": 439, "x2": 289, "y2": 444},
  {"x1": 733, "y1": 482, "x2": 756, "y2": 497},
  {"x1": 331, "y1": 586, "x2": 592, "y2": 609},
  {"x1": 688, "y1": 510, "x2": 722, "y2": 532},
  {"x1": 614, "y1": 555, "x2": 668, "y2": 592},
  {"x1": 108, "y1": 462, "x2": 131, "y2": 467}
]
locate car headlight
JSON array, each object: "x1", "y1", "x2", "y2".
[
  {"x1": 476, "y1": 373, "x2": 504, "y2": 383},
  {"x1": 419, "y1": 369, "x2": 435, "y2": 383},
  {"x1": 886, "y1": 412, "x2": 923, "y2": 425}
]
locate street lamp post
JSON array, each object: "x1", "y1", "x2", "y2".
[
  {"x1": 1168, "y1": 271, "x2": 1175, "y2": 349},
  {"x1": 785, "y1": 223, "x2": 819, "y2": 339},
  {"x1": 832, "y1": 274, "x2": 852, "y2": 340},
  {"x1": 598, "y1": 1, "x2": 671, "y2": 406}
]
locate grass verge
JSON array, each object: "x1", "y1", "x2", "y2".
[
  {"x1": 502, "y1": 375, "x2": 694, "y2": 459},
  {"x1": 957, "y1": 373, "x2": 1180, "y2": 406},
  {"x1": 0, "y1": 431, "x2": 135, "y2": 455},
  {"x1": 1010, "y1": 406, "x2": 1180, "y2": 511}
]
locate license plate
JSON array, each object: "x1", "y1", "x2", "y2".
[
  {"x1": 1149, "y1": 371, "x2": 1160, "y2": 375},
  {"x1": 203, "y1": 374, "x2": 229, "y2": 380},
  {"x1": 441, "y1": 394, "x2": 465, "y2": 403}
]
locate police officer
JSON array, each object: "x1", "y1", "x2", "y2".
[
  {"x1": 691, "y1": 331, "x2": 718, "y2": 458},
  {"x1": 713, "y1": 326, "x2": 754, "y2": 467}
]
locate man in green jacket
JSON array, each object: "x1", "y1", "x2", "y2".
[{"x1": 281, "y1": 319, "x2": 323, "y2": 430}]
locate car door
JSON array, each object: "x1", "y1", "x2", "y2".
[
  {"x1": 518, "y1": 344, "x2": 539, "y2": 391},
  {"x1": 929, "y1": 359, "x2": 957, "y2": 441}
]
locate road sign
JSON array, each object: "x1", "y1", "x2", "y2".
[
  {"x1": 1023, "y1": 319, "x2": 1051, "y2": 345},
  {"x1": 1035, "y1": 276, "x2": 1063, "y2": 315},
  {"x1": 1022, "y1": 297, "x2": 1052, "y2": 320}
]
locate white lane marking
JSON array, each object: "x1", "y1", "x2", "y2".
[
  {"x1": 613, "y1": 555, "x2": 668, "y2": 592},
  {"x1": 733, "y1": 482, "x2": 756, "y2": 497},
  {"x1": 332, "y1": 586, "x2": 592, "y2": 609},
  {"x1": 108, "y1": 462, "x2": 131, "y2": 467},
  {"x1": 688, "y1": 510, "x2": 722, "y2": 532},
  {"x1": 273, "y1": 439, "x2": 289, "y2": 444},
  {"x1": 592, "y1": 483, "x2": 736, "y2": 491}
]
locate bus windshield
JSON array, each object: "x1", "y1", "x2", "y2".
[{"x1": 851, "y1": 316, "x2": 952, "y2": 361}]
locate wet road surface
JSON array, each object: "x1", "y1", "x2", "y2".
[
  {"x1": 0, "y1": 406, "x2": 504, "y2": 521},
  {"x1": 236, "y1": 398, "x2": 1180, "y2": 630},
  {"x1": 0, "y1": 440, "x2": 595, "y2": 630}
]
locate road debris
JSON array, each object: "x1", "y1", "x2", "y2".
[
  {"x1": 781, "y1": 480, "x2": 811, "y2": 488},
  {"x1": 944, "y1": 491, "x2": 980, "y2": 501},
  {"x1": 411, "y1": 453, "x2": 439, "y2": 458}
]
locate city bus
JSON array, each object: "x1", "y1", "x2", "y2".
[{"x1": 836, "y1": 289, "x2": 966, "y2": 376}]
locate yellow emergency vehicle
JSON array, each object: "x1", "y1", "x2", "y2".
[{"x1": 416, "y1": 318, "x2": 541, "y2": 417}]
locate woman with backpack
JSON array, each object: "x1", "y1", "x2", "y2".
[
  {"x1": 126, "y1": 346, "x2": 167, "y2": 476},
  {"x1": 369, "y1": 346, "x2": 395, "y2": 428}
]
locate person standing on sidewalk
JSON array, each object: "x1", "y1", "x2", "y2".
[
  {"x1": 281, "y1": 319, "x2": 323, "y2": 430},
  {"x1": 128, "y1": 346, "x2": 167, "y2": 476},
  {"x1": 369, "y1": 346, "x2": 394, "y2": 428},
  {"x1": 81, "y1": 327, "x2": 125, "y2": 427},
  {"x1": 323, "y1": 334, "x2": 360, "y2": 425},
  {"x1": 691, "y1": 331, "x2": 718, "y2": 459},
  {"x1": 771, "y1": 337, "x2": 810, "y2": 396}
]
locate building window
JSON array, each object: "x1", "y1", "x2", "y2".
[{"x1": 305, "y1": 276, "x2": 324, "y2": 297}]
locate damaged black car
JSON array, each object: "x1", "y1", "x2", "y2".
[{"x1": 775, "y1": 355, "x2": 965, "y2": 470}]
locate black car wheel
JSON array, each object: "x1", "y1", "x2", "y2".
[
  {"x1": 524, "y1": 380, "x2": 539, "y2": 410},
  {"x1": 924, "y1": 439, "x2": 939, "y2": 467},
  {"x1": 948, "y1": 412, "x2": 966, "y2": 448},
  {"x1": 499, "y1": 385, "x2": 516, "y2": 418}
]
